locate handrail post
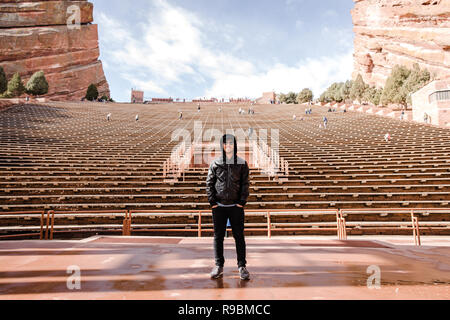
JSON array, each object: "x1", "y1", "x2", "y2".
[
  {"x1": 198, "y1": 211, "x2": 202, "y2": 238},
  {"x1": 267, "y1": 211, "x2": 271, "y2": 238},
  {"x1": 342, "y1": 209, "x2": 347, "y2": 240},
  {"x1": 336, "y1": 209, "x2": 341, "y2": 240},
  {"x1": 411, "y1": 210, "x2": 416, "y2": 245},
  {"x1": 123, "y1": 210, "x2": 131, "y2": 236},
  {"x1": 123, "y1": 211, "x2": 127, "y2": 236},
  {"x1": 411, "y1": 210, "x2": 421, "y2": 246},
  {"x1": 128, "y1": 210, "x2": 132, "y2": 236},
  {"x1": 337, "y1": 209, "x2": 347, "y2": 240},
  {"x1": 44, "y1": 210, "x2": 50, "y2": 240},
  {"x1": 50, "y1": 210, "x2": 55, "y2": 240},
  {"x1": 416, "y1": 217, "x2": 421, "y2": 246},
  {"x1": 342, "y1": 217, "x2": 347, "y2": 240},
  {"x1": 40, "y1": 211, "x2": 44, "y2": 240}
]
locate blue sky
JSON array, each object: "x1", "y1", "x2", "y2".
[{"x1": 93, "y1": 0, "x2": 355, "y2": 102}]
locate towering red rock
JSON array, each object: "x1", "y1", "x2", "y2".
[
  {"x1": 0, "y1": 0, "x2": 110, "y2": 100},
  {"x1": 352, "y1": 0, "x2": 450, "y2": 87}
]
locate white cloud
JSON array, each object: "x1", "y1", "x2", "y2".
[
  {"x1": 204, "y1": 51, "x2": 354, "y2": 99},
  {"x1": 98, "y1": 0, "x2": 353, "y2": 100},
  {"x1": 122, "y1": 73, "x2": 167, "y2": 95},
  {"x1": 285, "y1": 0, "x2": 304, "y2": 7},
  {"x1": 98, "y1": 1, "x2": 254, "y2": 96},
  {"x1": 322, "y1": 26, "x2": 354, "y2": 51},
  {"x1": 324, "y1": 9, "x2": 338, "y2": 17}
]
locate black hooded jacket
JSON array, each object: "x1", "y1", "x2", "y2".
[{"x1": 206, "y1": 134, "x2": 250, "y2": 207}]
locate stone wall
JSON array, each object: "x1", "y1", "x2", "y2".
[
  {"x1": 0, "y1": 0, "x2": 110, "y2": 101},
  {"x1": 411, "y1": 77, "x2": 450, "y2": 127},
  {"x1": 352, "y1": 0, "x2": 450, "y2": 87},
  {"x1": 256, "y1": 92, "x2": 276, "y2": 104}
]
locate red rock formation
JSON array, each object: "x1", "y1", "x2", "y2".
[
  {"x1": 0, "y1": 0, "x2": 109, "y2": 100},
  {"x1": 352, "y1": 0, "x2": 450, "y2": 87}
]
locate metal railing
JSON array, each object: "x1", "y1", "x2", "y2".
[
  {"x1": 0, "y1": 210, "x2": 47, "y2": 240},
  {"x1": 162, "y1": 140, "x2": 194, "y2": 181},
  {"x1": 127, "y1": 209, "x2": 342, "y2": 238},
  {"x1": 338, "y1": 208, "x2": 450, "y2": 245},
  {"x1": 1, "y1": 208, "x2": 448, "y2": 245}
]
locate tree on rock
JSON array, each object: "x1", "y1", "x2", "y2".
[
  {"x1": 379, "y1": 64, "x2": 431, "y2": 107},
  {"x1": 362, "y1": 86, "x2": 375, "y2": 104},
  {"x1": 277, "y1": 93, "x2": 286, "y2": 104},
  {"x1": 341, "y1": 80, "x2": 353, "y2": 102},
  {"x1": 380, "y1": 65, "x2": 411, "y2": 106},
  {"x1": 402, "y1": 64, "x2": 430, "y2": 105},
  {"x1": 279, "y1": 92, "x2": 297, "y2": 104},
  {"x1": 26, "y1": 71, "x2": 49, "y2": 96},
  {"x1": 332, "y1": 83, "x2": 345, "y2": 102},
  {"x1": 7, "y1": 72, "x2": 26, "y2": 97},
  {"x1": 85, "y1": 84, "x2": 99, "y2": 101},
  {"x1": 350, "y1": 74, "x2": 366, "y2": 103},
  {"x1": 362, "y1": 86, "x2": 382, "y2": 106},
  {"x1": 296, "y1": 88, "x2": 313, "y2": 104},
  {"x1": 0, "y1": 67, "x2": 7, "y2": 95},
  {"x1": 320, "y1": 82, "x2": 345, "y2": 103},
  {"x1": 372, "y1": 88, "x2": 383, "y2": 106}
]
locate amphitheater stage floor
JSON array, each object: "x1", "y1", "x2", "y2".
[{"x1": 0, "y1": 236, "x2": 449, "y2": 300}]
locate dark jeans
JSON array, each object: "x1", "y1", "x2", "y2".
[{"x1": 212, "y1": 206, "x2": 247, "y2": 268}]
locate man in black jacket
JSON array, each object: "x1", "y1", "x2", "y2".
[{"x1": 206, "y1": 134, "x2": 250, "y2": 280}]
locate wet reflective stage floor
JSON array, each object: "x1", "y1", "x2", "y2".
[{"x1": 0, "y1": 236, "x2": 449, "y2": 300}]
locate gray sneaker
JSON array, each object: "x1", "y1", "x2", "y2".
[
  {"x1": 210, "y1": 266, "x2": 224, "y2": 279},
  {"x1": 239, "y1": 267, "x2": 250, "y2": 280}
]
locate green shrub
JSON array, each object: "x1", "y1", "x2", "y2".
[
  {"x1": 319, "y1": 92, "x2": 328, "y2": 103},
  {"x1": 350, "y1": 74, "x2": 366, "y2": 103},
  {"x1": 403, "y1": 64, "x2": 431, "y2": 105},
  {"x1": 277, "y1": 93, "x2": 286, "y2": 103},
  {"x1": 0, "y1": 67, "x2": 7, "y2": 94},
  {"x1": 372, "y1": 88, "x2": 383, "y2": 106},
  {"x1": 319, "y1": 85, "x2": 333, "y2": 103},
  {"x1": 0, "y1": 91, "x2": 13, "y2": 99},
  {"x1": 85, "y1": 84, "x2": 99, "y2": 101},
  {"x1": 7, "y1": 72, "x2": 26, "y2": 97},
  {"x1": 361, "y1": 86, "x2": 382, "y2": 106},
  {"x1": 380, "y1": 65, "x2": 411, "y2": 106},
  {"x1": 334, "y1": 82, "x2": 346, "y2": 102},
  {"x1": 339, "y1": 80, "x2": 353, "y2": 102},
  {"x1": 25, "y1": 71, "x2": 49, "y2": 96},
  {"x1": 286, "y1": 92, "x2": 298, "y2": 104},
  {"x1": 380, "y1": 64, "x2": 430, "y2": 107},
  {"x1": 319, "y1": 64, "x2": 430, "y2": 107},
  {"x1": 296, "y1": 88, "x2": 313, "y2": 104},
  {"x1": 319, "y1": 82, "x2": 347, "y2": 103},
  {"x1": 362, "y1": 86, "x2": 374, "y2": 104},
  {"x1": 279, "y1": 92, "x2": 297, "y2": 104}
]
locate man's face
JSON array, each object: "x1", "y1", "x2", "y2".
[{"x1": 224, "y1": 140, "x2": 234, "y2": 157}]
